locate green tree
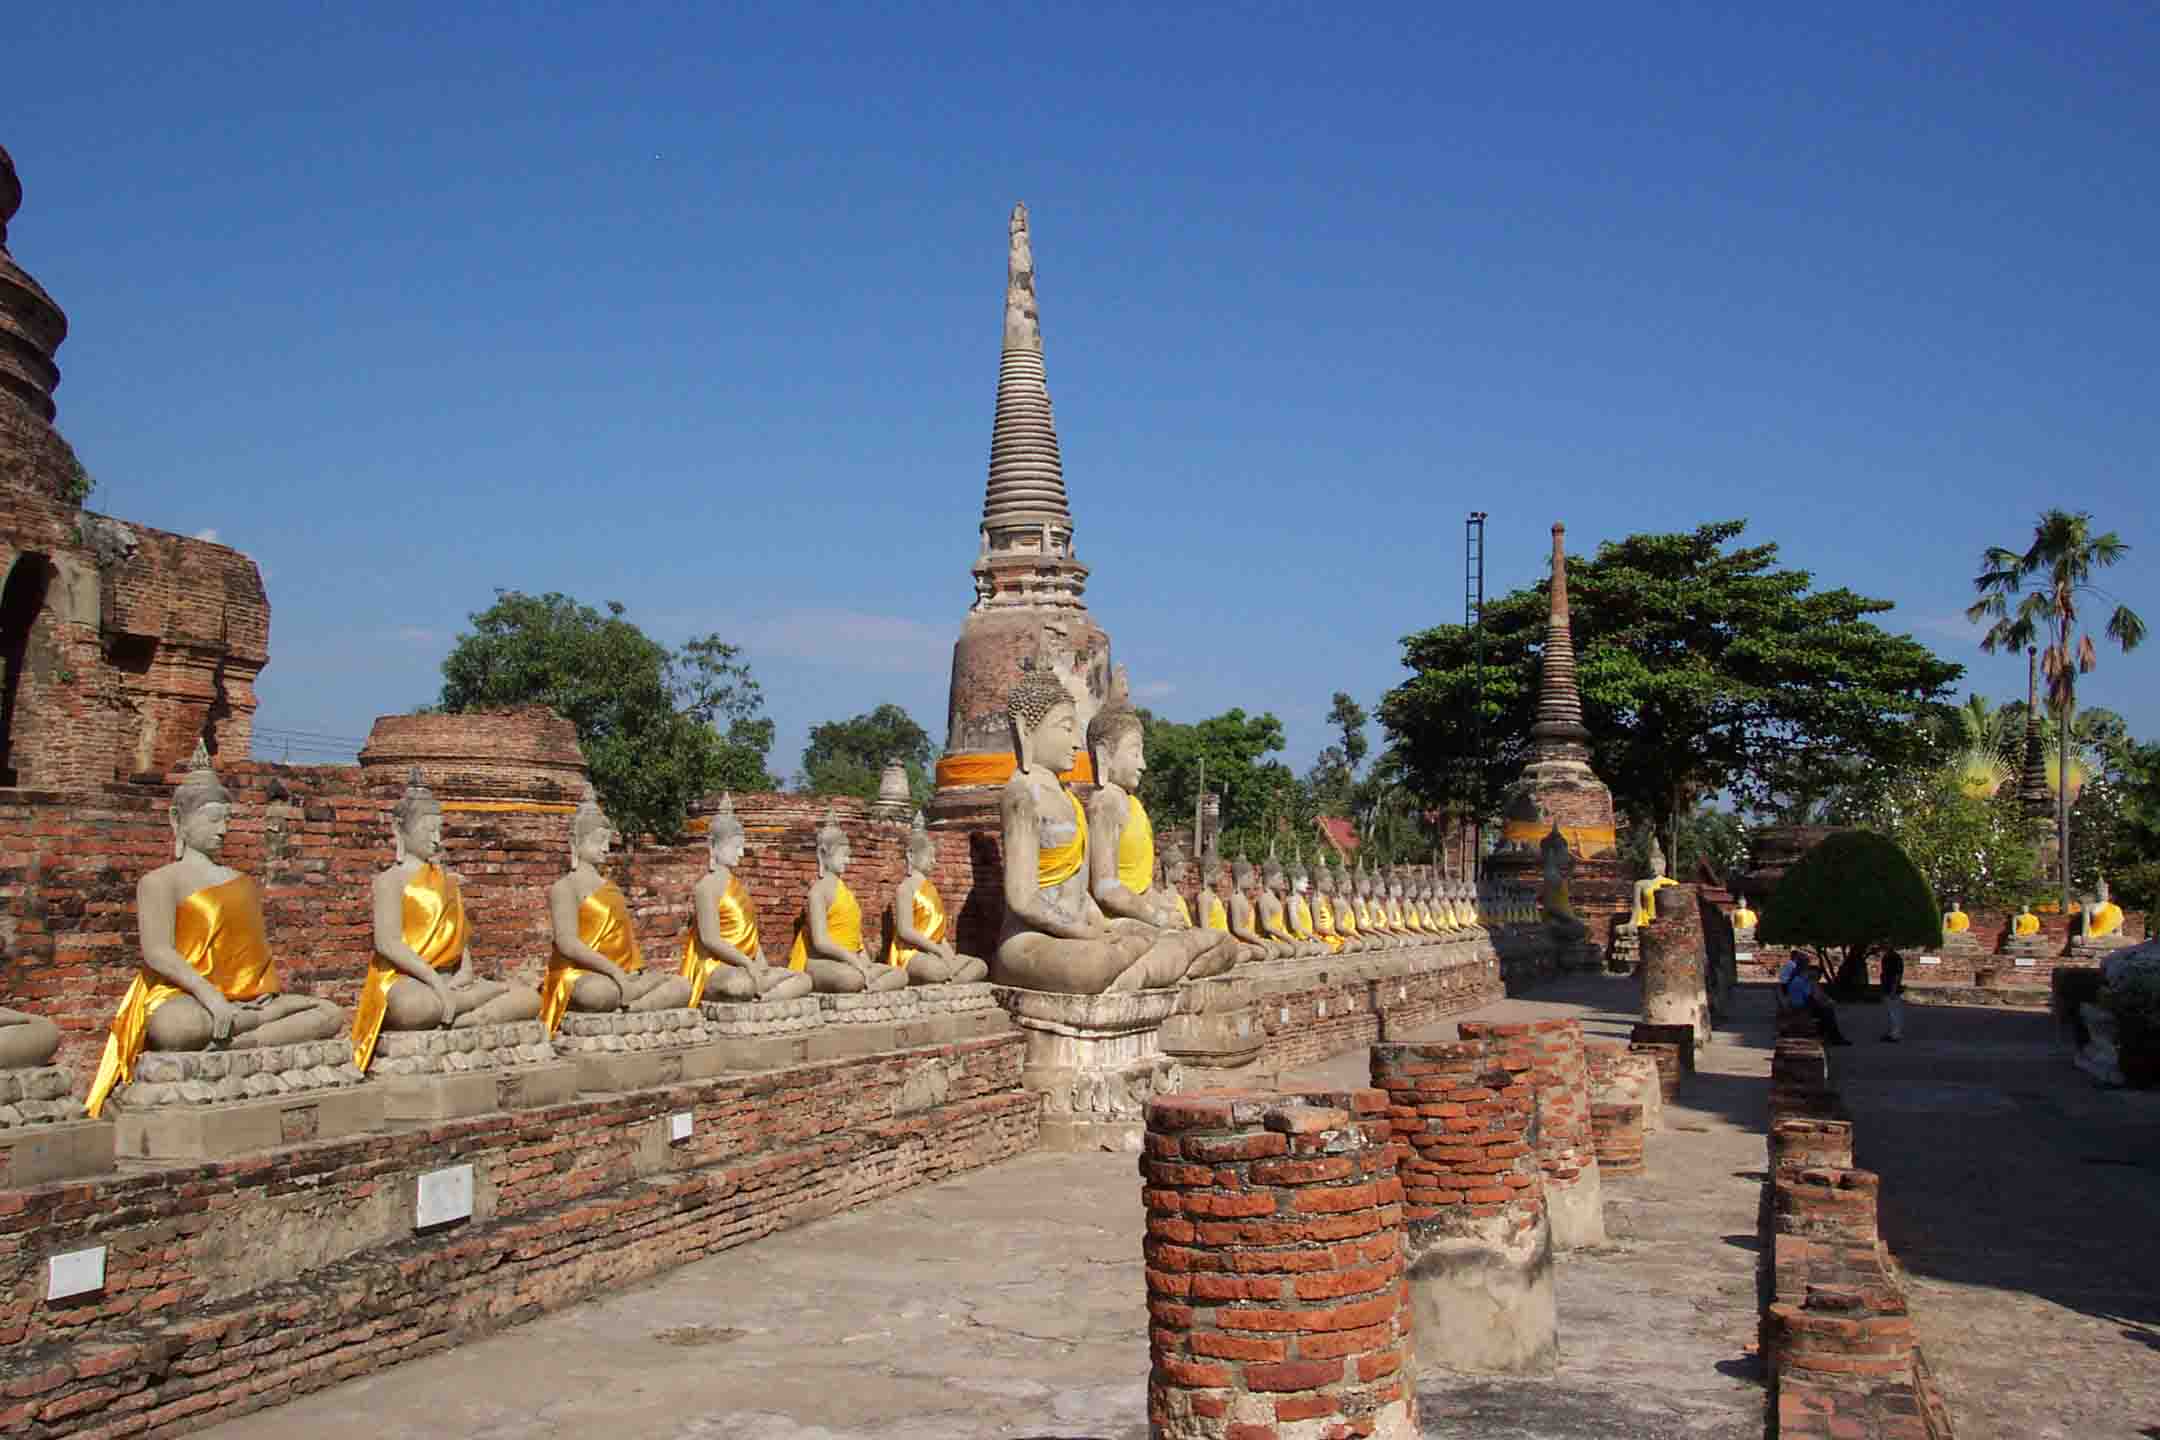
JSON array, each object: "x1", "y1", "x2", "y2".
[
  {"x1": 1328, "y1": 692, "x2": 1370, "y2": 772},
  {"x1": 1137, "y1": 707, "x2": 1304, "y2": 852},
  {"x1": 1758, "y1": 830, "x2": 1941, "y2": 979},
  {"x1": 797, "y1": 703, "x2": 935, "y2": 803},
  {"x1": 1380, "y1": 521, "x2": 1962, "y2": 848},
  {"x1": 1968, "y1": 509, "x2": 2148, "y2": 909},
  {"x1": 1846, "y1": 767, "x2": 2043, "y2": 910},
  {"x1": 439, "y1": 591, "x2": 773, "y2": 844}
]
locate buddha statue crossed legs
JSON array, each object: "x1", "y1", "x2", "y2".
[
  {"x1": 683, "y1": 793, "x2": 814, "y2": 1005},
  {"x1": 0, "y1": 1006, "x2": 60, "y2": 1070},
  {"x1": 353, "y1": 769, "x2": 541, "y2": 1072},
  {"x1": 541, "y1": 790, "x2": 693, "y2": 1033},
  {"x1": 1225, "y1": 854, "x2": 1286, "y2": 961},
  {"x1": 86, "y1": 745, "x2": 345, "y2": 1117},
  {"x1": 790, "y1": 805, "x2": 909, "y2": 993},
  {"x1": 886, "y1": 809, "x2": 990, "y2": 984},
  {"x1": 994, "y1": 669, "x2": 1222, "y2": 993},
  {"x1": 1084, "y1": 695, "x2": 1233, "y2": 979}
]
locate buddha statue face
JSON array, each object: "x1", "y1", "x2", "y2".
[
  {"x1": 174, "y1": 798, "x2": 232, "y2": 859},
  {"x1": 572, "y1": 814, "x2": 613, "y2": 867},
  {"x1": 1232, "y1": 857, "x2": 1256, "y2": 893},
  {"x1": 908, "y1": 832, "x2": 936, "y2": 876},
  {"x1": 397, "y1": 809, "x2": 444, "y2": 865},
  {"x1": 819, "y1": 833, "x2": 852, "y2": 879},
  {"x1": 1104, "y1": 727, "x2": 1145, "y2": 791},
  {"x1": 1017, "y1": 699, "x2": 1079, "y2": 774},
  {"x1": 1292, "y1": 864, "x2": 1310, "y2": 895},
  {"x1": 709, "y1": 826, "x2": 746, "y2": 872},
  {"x1": 2098, "y1": 877, "x2": 2112, "y2": 905}
]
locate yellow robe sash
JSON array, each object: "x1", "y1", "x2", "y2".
[
  {"x1": 1633, "y1": 876, "x2": 1677, "y2": 927},
  {"x1": 1039, "y1": 787, "x2": 1087, "y2": 889},
  {"x1": 1116, "y1": 794, "x2": 1155, "y2": 895},
  {"x1": 1387, "y1": 899, "x2": 1408, "y2": 931},
  {"x1": 2013, "y1": 911, "x2": 2040, "y2": 937},
  {"x1": 885, "y1": 877, "x2": 950, "y2": 968},
  {"x1": 1336, "y1": 900, "x2": 1361, "y2": 940},
  {"x1": 87, "y1": 875, "x2": 278, "y2": 1118},
  {"x1": 352, "y1": 864, "x2": 467, "y2": 1073},
  {"x1": 789, "y1": 880, "x2": 864, "y2": 970},
  {"x1": 2089, "y1": 902, "x2": 2124, "y2": 938},
  {"x1": 1201, "y1": 893, "x2": 1230, "y2": 933},
  {"x1": 1173, "y1": 892, "x2": 1193, "y2": 926},
  {"x1": 1313, "y1": 895, "x2": 1344, "y2": 952},
  {"x1": 540, "y1": 881, "x2": 644, "y2": 1035},
  {"x1": 683, "y1": 872, "x2": 761, "y2": 1005},
  {"x1": 1943, "y1": 909, "x2": 1970, "y2": 934},
  {"x1": 1262, "y1": 897, "x2": 1296, "y2": 944},
  {"x1": 1291, "y1": 896, "x2": 1316, "y2": 942}
]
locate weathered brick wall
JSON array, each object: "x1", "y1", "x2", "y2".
[
  {"x1": 0, "y1": 1034, "x2": 1035, "y2": 1436},
  {"x1": 1744, "y1": 906, "x2": 2148, "y2": 983},
  {"x1": 356, "y1": 709, "x2": 589, "y2": 802},
  {"x1": 1142, "y1": 1088, "x2": 1415, "y2": 1440},
  {"x1": 0, "y1": 769, "x2": 995, "y2": 1080},
  {"x1": 1762, "y1": 1017, "x2": 1956, "y2": 1439}
]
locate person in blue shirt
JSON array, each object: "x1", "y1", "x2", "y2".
[{"x1": 1782, "y1": 953, "x2": 1849, "y2": 1045}]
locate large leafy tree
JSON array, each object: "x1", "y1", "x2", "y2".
[
  {"x1": 797, "y1": 703, "x2": 935, "y2": 803},
  {"x1": 1137, "y1": 707, "x2": 1304, "y2": 853},
  {"x1": 1379, "y1": 521, "x2": 1963, "y2": 849},
  {"x1": 439, "y1": 591, "x2": 774, "y2": 844},
  {"x1": 1758, "y1": 829, "x2": 1940, "y2": 980},
  {"x1": 1967, "y1": 509, "x2": 2147, "y2": 909}
]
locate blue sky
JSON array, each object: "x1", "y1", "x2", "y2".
[{"x1": 10, "y1": 1, "x2": 2156, "y2": 774}]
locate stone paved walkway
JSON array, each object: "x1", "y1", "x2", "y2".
[
  {"x1": 1830, "y1": 995, "x2": 2160, "y2": 1440},
  {"x1": 205, "y1": 976, "x2": 1770, "y2": 1439}
]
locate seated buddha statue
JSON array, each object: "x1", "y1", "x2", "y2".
[
  {"x1": 683, "y1": 793, "x2": 814, "y2": 1005},
  {"x1": 541, "y1": 791, "x2": 694, "y2": 1033},
  {"x1": 1190, "y1": 840, "x2": 1250, "y2": 962},
  {"x1": 1223, "y1": 853, "x2": 1283, "y2": 960},
  {"x1": 1537, "y1": 821, "x2": 1590, "y2": 946},
  {"x1": 1257, "y1": 848, "x2": 1306, "y2": 954},
  {"x1": 1358, "y1": 863, "x2": 1404, "y2": 949},
  {"x1": 1387, "y1": 868, "x2": 1421, "y2": 942},
  {"x1": 1732, "y1": 893, "x2": 1759, "y2": 936},
  {"x1": 1286, "y1": 853, "x2": 1330, "y2": 956},
  {"x1": 2081, "y1": 878, "x2": 2126, "y2": 941},
  {"x1": 1630, "y1": 840, "x2": 1678, "y2": 929},
  {"x1": 1083, "y1": 697, "x2": 1233, "y2": 976},
  {"x1": 1942, "y1": 899, "x2": 1971, "y2": 935},
  {"x1": 885, "y1": 808, "x2": 990, "y2": 985},
  {"x1": 789, "y1": 804, "x2": 909, "y2": 993},
  {"x1": 0, "y1": 1005, "x2": 60, "y2": 1070},
  {"x1": 2013, "y1": 904, "x2": 2041, "y2": 938},
  {"x1": 353, "y1": 769, "x2": 542, "y2": 1072},
  {"x1": 86, "y1": 744, "x2": 346, "y2": 1117},
  {"x1": 994, "y1": 669, "x2": 1222, "y2": 992},
  {"x1": 1156, "y1": 838, "x2": 1197, "y2": 927},
  {"x1": 1325, "y1": 863, "x2": 1366, "y2": 952}
]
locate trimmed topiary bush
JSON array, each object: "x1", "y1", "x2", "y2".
[{"x1": 1758, "y1": 830, "x2": 1941, "y2": 984}]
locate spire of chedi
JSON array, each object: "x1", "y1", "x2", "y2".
[
  {"x1": 932, "y1": 203, "x2": 1112, "y2": 825},
  {"x1": 0, "y1": 144, "x2": 68, "y2": 425},
  {"x1": 1529, "y1": 523, "x2": 1591, "y2": 756},
  {"x1": 972, "y1": 201, "x2": 1087, "y2": 611}
]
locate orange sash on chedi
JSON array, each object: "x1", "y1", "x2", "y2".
[{"x1": 86, "y1": 875, "x2": 278, "y2": 1117}]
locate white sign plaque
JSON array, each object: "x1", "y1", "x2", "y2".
[
  {"x1": 669, "y1": 1111, "x2": 693, "y2": 1143},
  {"x1": 415, "y1": 1164, "x2": 475, "y2": 1228},
  {"x1": 47, "y1": 1246, "x2": 106, "y2": 1301}
]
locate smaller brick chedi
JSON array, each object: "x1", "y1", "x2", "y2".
[{"x1": 930, "y1": 204, "x2": 1112, "y2": 825}]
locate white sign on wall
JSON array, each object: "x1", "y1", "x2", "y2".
[
  {"x1": 47, "y1": 1246, "x2": 106, "y2": 1300},
  {"x1": 415, "y1": 1164, "x2": 475, "y2": 1229}
]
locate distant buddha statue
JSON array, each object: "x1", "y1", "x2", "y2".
[
  {"x1": 1286, "y1": 852, "x2": 1329, "y2": 956},
  {"x1": 1537, "y1": 821, "x2": 1590, "y2": 946},
  {"x1": 1732, "y1": 893, "x2": 1759, "y2": 934},
  {"x1": 0, "y1": 1006, "x2": 60, "y2": 1070},
  {"x1": 1942, "y1": 899, "x2": 1972, "y2": 934},
  {"x1": 2081, "y1": 877, "x2": 2125, "y2": 940},
  {"x1": 1327, "y1": 863, "x2": 1367, "y2": 951},
  {"x1": 1083, "y1": 693, "x2": 1232, "y2": 975},
  {"x1": 1360, "y1": 863, "x2": 1405, "y2": 948},
  {"x1": 86, "y1": 744, "x2": 346, "y2": 1117},
  {"x1": 1632, "y1": 839, "x2": 1678, "y2": 928},
  {"x1": 789, "y1": 804, "x2": 910, "y2": 993},
  {"x1": 2012, "y1": 904, "x2": 2041, "y2": 938},
  {"x1": 885, "y1": 808, "x2": 990, "y2": 984},
  {"x1": 993, "y1": 668, "x2": 1221, "y2": 992},
  {"x1": 1224, "y1": 853, "x2": 1284, "y2": 960},
  {"x1": 1194, "y1": 841, "x2": 1257, "y2": 963},
  {"x1": 1303, "y1": 857, "x2": 1347, "y2": 953},
  {"x1": 541, "y1": 790, "x2": 694, "y2": 1033},
  {"x1": 353, "y1": 769, "x2": 542, "y2": 1072},
  {"x1": 1157, "y1": 838, "x2": 1196, "y2": 928},
  {"x1": 683, "y1": 793, "x2": 814, "y2": 1005}
]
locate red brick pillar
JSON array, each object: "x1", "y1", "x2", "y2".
[
  {"x1": 1459, "y1": 1018, "x2": 1604, "y2": 1249},
  {"x1": 1589, "y1": 1103, "x2": 1644, "y2": 1175},
  {"x1": 1585, "y1": 1038, "x2": 1664, "y2": 1136},
  {"x1": 1142, "y1": 1089, "x2": 1417, "y2": 1440},
  {"x1": 1370, "y1": 1039, "x2": 1556, "y2": 1375},
  {"x1": 1640, "y1": 883, "x2": 1709, "y2": 1046}
]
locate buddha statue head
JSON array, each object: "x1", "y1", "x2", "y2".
[
  {"x1": 905, "y1": 807, "x2": 936, "y2": 876},
  {"x1": 1646, "y1": 836, "x2": 1668, "y2": 881},
  {"x1": 1290, "y1": 850, "x2": 1312, "y2": 895},
  {"x1": 1262, "y1": 843, "x2": 1287, "y2": 895},
  {"x1": 2097, "y1": 875, "x2": 2112, "y2": 906},
  {"x1": 708, "y1": 791, "x2": 747, "y2": 871},
  {"x1": 1232, "y1": 852, "x2": 1257, "y2": 895},
  {"x1": 1201, "y1": 833, "x2": 1224, "y2": 895},
  {"x1": 1160, "y1": 835, "x2": 1187, "y2": 893},
  {"x1": 1007, "y1": 666, "x2": 1079, "y2": 774},
  {"x1": 391, "y1": 766, "x2": 444, "y2": 865},
  {"x1": 171, "y1": 741, "x2": 233, "y2": 861},
  {"x1": 814, "y1": 802, "x2": 851, "y2": 879},
  {"x1": 1085, "y1": 688, "x2": 1146, "y2": 792},
  {"x1": 1356, "y1": 862, "x2": 1374, "y2": 900},
  {"x1": 570, "y1": 786, "x2": 615, "y2": 867}
]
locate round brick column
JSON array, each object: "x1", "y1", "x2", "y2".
[
  {"x1": 1142, "y1": 1089, "x2": 1417, "y2": 1440},
  {"x1": 1458, "y1": 1019, "x2": 1604, "y2": 1249},
  {"x1": 1370, "y1": 1039, "x2": 1557, "y2": 1375},
  {"x1": 1640, "y1": 883, "x2": 1709, "y2": 1044}
]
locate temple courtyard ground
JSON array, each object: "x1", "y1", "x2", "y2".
[{"x1": 198, "y1": 976, "x2": 2159, "y2": 1438}]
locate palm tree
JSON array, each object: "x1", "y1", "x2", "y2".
[
  {"x1": 1967, "y1": 510, "x2": 2147, "y2": 908},
  {"x1": 1935, "y1": 693, "x2": 2017, "y2": 798}
]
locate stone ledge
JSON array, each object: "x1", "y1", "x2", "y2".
[
  {"x1": 819, "y1": 990, "x2": 923, "y2": 1025},
  {"x1": 0, "y1": 1065, "x2": 79, "y2": 1126},
  {"x1": 909, "y1": 980, "x2": 998, "y2": 1014},
  {"x1": 699, "y1": 996, "x2": 824, "y2": 1035},
  {"x1": 115, "y1": 1041, "x2": 365, "y2": 1110},
  {"x1": 0, "y1": 1118, "x2": 115, "y2": 1186},
  {"x1": 552, "y1": 1008, "x2": 714, "y2": 1053},
  {"x1": 370, "y1": 1020, "x2": 557, "y2": 1075},
  {"x1": 993, "y1": 985, "x2": 1183, "y2": 1036},
  {"x1": 115, "y1": 1085, "x2": 387, "y2": 1161}
]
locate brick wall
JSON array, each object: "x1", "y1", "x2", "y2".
[{"x1": 0, "y1": 1034, "x2": 1035, "y2": 1436}]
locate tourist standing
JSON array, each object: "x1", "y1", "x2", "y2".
[{"x1": 1880, "y1": 949, "x2": 1905, "y2": 1043}]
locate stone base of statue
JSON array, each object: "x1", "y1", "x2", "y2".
[
  {"x1": 553, "y1": 1008, "x2": 727, "y2": 1093},
  {"x1": 694, "y1": 995, "x2": 823, "y2": 1071},
  {"x1": 2074, "y1": 1002, "x2": 2125, "y2": 1087},
  {"x1": 0, "y1": 1066, "x2": 113, "y2": 1185},
  {"x1": 1937, "y1": 930, "x2": 1984, "y2": 962},
  {"x1": 1158, "y1": 975, "x2": 1269, "y2": 1085},
  {"x1": 2069, "y1": 934, "x2": 2132, "y2": 964},
  {"x1": 994, "y1": 985, "x2": 1186, "y2": 1153},
  {"x1": 807, "y1": 988, "x2": 920, "y2": 1060},
  {"x1": 370, "y1": 1021, "x2": 577, "y2": 1120},
  {"x1": 2002, "y1": 933, "x2": 2056, "y2": 963},
  {"x1": 110, "y1": 1041, "x2": 382, "y2": 1160}
]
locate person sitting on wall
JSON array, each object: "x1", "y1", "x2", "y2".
[{"x1": 1782, "y1": 954, "x2": 1850, "y2": 1046}]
